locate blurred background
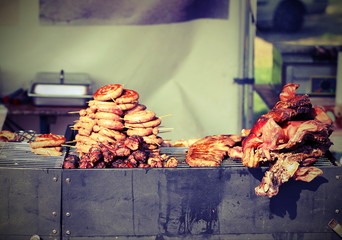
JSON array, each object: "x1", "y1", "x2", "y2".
[
  {"x1": 254, "y1": 0, "x2": 342, "y2": 117},
  {"x1": 254, "y1": 0, "x2": 342, "y2": 157}
]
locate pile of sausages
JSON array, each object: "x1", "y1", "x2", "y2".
[
  {"x1": 66, "y1": 84, "x2": 176, "y2": 168},
  {"x1": 73, "y1": 84, "x2": 163, "y2": 154}
]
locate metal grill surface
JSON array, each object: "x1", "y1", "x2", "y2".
[
  {"x1": 160, "y1": 147, "x2": 336, "y2": 168},
  {"x1": 0, "y1": 143, "x2": 335, "y2": 169},
  {"x1": 0, "y1": 142, "x2": 64, "y2": 168}
]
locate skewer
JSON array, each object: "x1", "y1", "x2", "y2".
[
  {"x1": 158, "y1": 127, "x2": 174, "y2": 133},
  {"x1": 158, "y1": 130, "x2": 173, "y2": 134},
  {"x1": 159, "y1": 114, "x2": 172, "y2": 119},
  {"x1": 62, "y1": 144, "x2": 76, "y2": 148},
  {"x1": 65, "y1": 140, "x2": 77, "y2": 143},
  {"x1": 68, "y1": 111, "x2": 80, "y2": 114},
  {"x1": 151, "y1": 139, "x2": 160, "y2": 147}
]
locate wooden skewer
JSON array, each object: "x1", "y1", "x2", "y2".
[
  {"x1": 151, "y1": 139, "x2": 160, "y2": 147},
  {"x1": 65, "y1": 140, "x2": 77, "y2": 143},
  {"x1": 68, "y1": 111, "x2": 80, "y2": 114},
  {"x1": 62, "y1": 144, "x2": 76, "y2": 148},
  {"x1": 159, "y1": 114, "x2": 172, "y2": 119},
  {"x1": 158, "y1": 130, "x2": 172, "y2": 134}
]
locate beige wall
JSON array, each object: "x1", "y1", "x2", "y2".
[{"x1": 0, "y1": 0, "x2": 253, "y2": 140}]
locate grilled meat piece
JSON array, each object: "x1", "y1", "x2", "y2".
[
  {"x1": 241, "y1": 83, "x2": 333, "y2": 197},
  {"x1": 30, "y1": 133, "x2": 66, "y2": 149},
  {"x1": 102, "y1": 147, "x2": 115, "y2": 163},
  {"x1": 227, "y1": 146, "x2": 243, "y2": 159},
  {"x1": 63, "y1": 155, "x2": 79, "y2": 169},
  {"x1": 0, "y1": 130, "x2": 17, "y2": 142},
  {"x1": 94, "y1": 161, "x2": 106, "y2": 168},
  {"x1": 186, "y1": 135, "x2": 241, "y2": 167},
  {"x1": 114, "y1": 141, "x2": 131, "y2": 157},
  {"x1": 79, "y1": 160, "x2": 93, "y2": 168},
  {"x1": 242, "y1": 84, "x2": 333, "y2": 168},
  {"x1": 88, "y1": 146, "x2": 103, "y2": 163},
  {"x1": 112, "y1": 159, "x2": 135, "y2": 168},
  {"x1": 124, "y1": 135, "x2": 143, "y2": 150},
  {"x1": 130, "y1": 150, "x2": 148, "y2": 163},
  {"x1": 255, "y1": 155, "x2": 324, "y2": 197},
  {"x1": 293, "y1": 166, "x2": 323, "y2": 182},
  {"x1": 163, "y1": 157, "x2": 178, "y2": 168},
  {"x1": 255, "y1": 156, "x2": 300, "y2": 197},
  {"x1": 138, "y1": 163, "x2": 150, "y2": 168}
]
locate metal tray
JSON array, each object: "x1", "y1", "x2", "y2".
[
  {"x1": 28, "y1": 92, "x2": 92, "y2": 106},
  {"x1": 28, "y1": 71, "x2": 93, "y2": 106}
]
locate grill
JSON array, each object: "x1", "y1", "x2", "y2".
[
  {"x1": 161, "y1": 147, "x2": 246, "y2": 167},
  {"x1": 0, "y1": 142, "x2": 341, "y2": 240},
  {"x1": 0, "y1": 142, "x2": 64, "y2": 168},
  {"x1": 161, "y1": 147, "x2": 336, "y2": 168},
  {"x1": 2, "y1": 142, "x2": 332, "y2": 169}
]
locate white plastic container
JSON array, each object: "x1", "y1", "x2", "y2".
[{"x1": 0, "y1": 104, "x2": 8, "y2": 130}]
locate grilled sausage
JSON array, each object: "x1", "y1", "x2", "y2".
[
  {"x1": 98, "y1": 128, "x2": 126, "y2": 141},
  {"x1": 93, "y1": 84, "x2": 124, "y2": 101},
  {"x1": 126, "y1": 127, "x2": 159, "y2": 137},
  {"x1": 117, "y1": 102, "x2": 138, "y2": 111},
  {"x1": 89, "y1": 132, "x2": 116, "y2": 143},
  {"x1": 143, "y1": 134, "x2": 163, "y2": 145},
  {"x1": 97, "y1": 119, "x2": 124, "y2": 130},
  {"x1": 115, "y1": 89, "x2": 139, "y2": 104},
  {"x1": 95, "y1": 112, "x2": 122, "y2": 121},
  {"x1": 124, "y1": 104, "x2": 147, "y2": 114},
  {"x1": 88, "y1": 100, "x2": 124, "y2": 115},
  {"x1": 124, "y1": 110, "x2": 156, "y2": 124},
  {"x1": 30, "y1": 134, "x2": 66, "y2": 149},
  {"x1": 125, "y1": 117, "x2": 161, "y2": 128}
]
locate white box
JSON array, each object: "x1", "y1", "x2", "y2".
[{"x1": 0, "y1": 104, "x2": 8, "y2": 130}]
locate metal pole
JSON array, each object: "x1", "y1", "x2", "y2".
[{"x1": 239, "y1": 0, "x2": 256, "y2": 129}]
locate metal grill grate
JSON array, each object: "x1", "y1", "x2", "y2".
[
  {"x1": 0, "y1": 142, "x2": 64, "y2": 169},
  {"x1": 160, "y1": 147, "x2": 336, "y2": 168},
  {"x1": 160, "y1": 147, "x2": 251, "y2": 167},
  {"x1": 0, "y1": 144, "x2": 335, "y2": 169}
]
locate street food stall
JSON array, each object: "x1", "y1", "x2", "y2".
[
  {"x1": 0, "y1": 1, "x2": 342, "y2": 240},
  {"x1": 1, "y1": 82, "x2": 342, "y2": 240}
]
